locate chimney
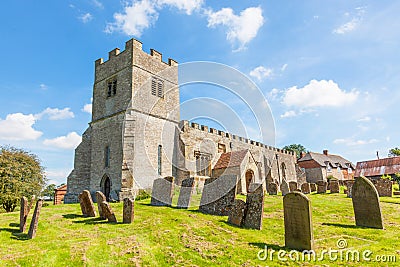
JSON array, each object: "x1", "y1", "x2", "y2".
[{"x1": 323, "y1": 150, "x2": 328, "y2": 155}]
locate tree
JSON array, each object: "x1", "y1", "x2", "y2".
[
  {"x1": 282, "y1": 144, "x2": 307, "y2": 159},
  {"x1": 42, "y1": 184, "x2": 57, "y2": 200},
  {"x1": 388, "y1": 147, "x2": 400, "y2": 157},
  {"x1": 0, "y1": 146, "x2": 46, "y2": 212}
]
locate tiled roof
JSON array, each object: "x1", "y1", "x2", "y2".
[
  {"x1": 355, "y1": 156, "x2": 400, "y2": 177},
  {"x1": 298, "y1": 152, "x2": 355, "y2": 169},
  {"x1": 55, "y1": 184, "x2": 67, "y2": 191},
  {"x1": 214, "y1": 149, "x2": 249, "y2": 170}
]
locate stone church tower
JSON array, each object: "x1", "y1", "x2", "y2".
[{"x1": 64, "y1": 39, "x2": 180, "y2": 203}]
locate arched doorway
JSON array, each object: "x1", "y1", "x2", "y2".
[
  {"x1": 101, "y1": 175, "x2": 111, "y2": 201},
  {"x1": 245, "y1": 170, "x2": 254, "y2": 192}
]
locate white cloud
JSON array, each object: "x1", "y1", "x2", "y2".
[
  {"x1": 282, "y1": 80, "x2": 359, "y2": 108},
  {"x1": 92, "y1": 0, "x2": 104, "y2": 9},
  {"x1": 43, "y1": 132, "x2": 82, "y2": 150},
  {"x1": 206, "y1": 6, "x2": 264, "y2": 50},
  {"x1": 79, "y1": 13, "x2": 93, "y2": 23},
  {"x1": 40, "y1": 83, "x2": 48, "y2": 90},
  {"x1": 35, "y1": 107, "x2": 74, "y2": 120},
  {"x1": 46, "y1": 169, "x2": 71, "y2": 185},
  {"x1": 82, "y1": 98, "x2": 93, "y2": 114},
  {"x1": 281, "y1": 64, "x2": 288, "y2": 72},
  {"x1": 249, "y1": 66, "x2": 273, "y2": 81},
  {"x1": 357, "y1": 116, "x2": 371, "y2": 122},
  {"x1": 333, "y1": 138, "x2": 379, "y2": 146},
  {"x1": 0, "y1": 113, "x2": 43, "y2": 141},
  {"x1": 158, "y1": 0, "x2": 203, "y2": 15},
  {"x1": 280, "y1": 111, "x2": 297, "y2": 118},
  {"x1": 333, "y1": 7, "x2": 366, "y2": 34}
]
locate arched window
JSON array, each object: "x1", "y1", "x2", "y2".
[
  {"x1": 105, "y1": 146, "x2": 110, "y2": 167},
  {"x1": 158, "y1": 145, "x2": 162, "y2": 175}
]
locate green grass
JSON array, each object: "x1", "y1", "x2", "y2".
[{"x1": 1, "y1": 192, "x2": 400, "y2": 266}]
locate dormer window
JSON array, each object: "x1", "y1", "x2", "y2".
[
  {"x1": 151, "y1": 77, "x2": 164, "y2": 97},
  {"x1": 327, "y1": 163, "x2": 332, "y2": 172},
  {"x1": 107, "y1": 78, "x2": 117, "y2": 97}
]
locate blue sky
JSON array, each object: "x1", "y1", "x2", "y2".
[{"x1": 1, "y1": 0, "x2": 399, "y2": 185}]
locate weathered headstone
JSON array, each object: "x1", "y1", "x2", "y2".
[
  {"x1": 243, "y1": 183, "x2": 264, "y2": 230},
  {"x1": 268, "y1": 183, "x2": 278, "y2": 195},
  {"x1": 78, "y1": 193, "x2": 87, "y2": 215},
  {"x1": 123, "y1": 198, "x2": 134, "y2": 224},
  {"x1": 316, "y1": 181, "x2": 327, "y2": 193},
  {"x1": 227, "y1": 199, "x2": 247, "y2": 227},
  {"x1": 100, "y1": 201, "x2": 117, "y2": 223},
  {"x1": 372, "y1": 179, "x2": 392, "y2": 197},
  {"x1": 329, "y1": 180, "x2": 340, "y2": 193},
  {"x1": 19, "y1": 197, "x2": 29, "y2": 233},
  {"x1": 95, "y1": 191, "x2": 107, "y2": 219},
  {"x1": 283, "y1": 192, "x2": 314, "y2": 251},
  {"x1": 27, "y1": 199, "x2": 43, "y2": 239},
  {"x1": 301, "y1": 183, "x2": 311, "y2": 194},
  {"x1": 177, "y1": 177, "x2": 195, "y2": 208},
  {"x1": 289, "y1": 181, "x2": 298, "y2": 192},
  {"x1": 199, "y1": 175, "x2": 237, "y2": 216},
  {"x1": 352, "y1": 177, "x2": 383, "y2": 229},
  {"x1": 151, "y1": 176, "x2": 174, "y2": 206},
  {"x1": 310, "y1": 183, "x2": 317, "y2": 192},
  {"x1": 81, "y1": 190, "x2": 96, "y2": 217},
  {"x1": 28, "y1": 195, "x2": 36, "y2": 213},
  {"x1": 345, "y1": 180, "x2": 355, "y2": 198},
  {"x1": 280, "y1": 180, "x2": 289, "y2": 196}
]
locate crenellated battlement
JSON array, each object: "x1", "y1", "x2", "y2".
[
  {"x1": 179, "y1": 120, "x2": 295, "y2": 156},
  {"x1": 95, "y1": 38, "x2": 178, "y2": 68}
]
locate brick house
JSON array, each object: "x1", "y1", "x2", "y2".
[
  {"x1": 54, "y1": 184, "x2": 67, "y2": 205},
  {"x1": 355, "y1": 156, "x2": 400, "y2": 180},
  {"x1": 297, "y1": 150, "x2": 355, "y2": 183}
]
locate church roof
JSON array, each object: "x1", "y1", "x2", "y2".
[{"x1": 214, "y1": 149, "x2": 249, "y2": 170}]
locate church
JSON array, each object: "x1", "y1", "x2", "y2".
[{"x1": 64, "y1": 39, "x2": 298, "y2": 203}]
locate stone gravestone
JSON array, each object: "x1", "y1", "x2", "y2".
[
  {"x1": 28, "y1": 195, "x2": 36, "y2": 213},
  {"x1": 243, "y1": 183, "x2": 264, "y2": 230},
  {"x1": 280, "y1": 180, "x2": 290, "y2": 196},
  {"x1": 316, "y1": 181, "x2": 327, "y2": 193},
  {"x1": 330, "y1": 180, "x2": 340, "y2": 193},
  {"x1": 283, "y1": 192, "x2": 314, "y2": 251},
  {"x1": 100, "y1": 201, "x2": 117, "y2": 223},
  {"x1": 123, "y1": 198, "x2": 134, "y2": 224},
  {"x1": 227, "y1": 199, "x2": 247, "y2": 227},
  {"x1": 78, "y1": 193, "x2": 87, "y2": 215},
  {"x1": 289, "y1": 181, "x2": 298, "y2": 192},
  {"x1": 80, "y1": 190, "x2": 96, "y2": 217},
  {"x1": 177, "y1": 177, "x2": 195, "y2": 208},
  {"x1": 352, "y1": 177, "x2": 383, "y2": 229},
  {"x1": 268, "y1": 183, "x2": 278, "y2": 195},
  {"x1": 96, "y1": 191, "x2": 107, "y2": 219},
  {"x1": 301, "y1": 183, "x2": 311, "y2": 194},
  {"x1": 151, "y1": 177, "x2": 174, "y2": 206},
  {"x1": 310, "y1": 183, "x2": 317, "y2": 192},
  {"x1": 19, "y1": 197, "x2": 29, "y2": 233},
  {"x1": 199, "y1": 175, "x2": 237, "y2": 216},
  {"x1": 27, "y1": 199, "x2": 44, "y2": 239},
  {"x1": 373, "y1": 179, "x2": 392, "y2": 197},
  {"x1": 345, "y1": 180, "x2": 355, "y2": 198}
]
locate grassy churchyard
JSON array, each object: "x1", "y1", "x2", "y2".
[{"x1": 0, "y1": 188, "x2": 399, "y2": 266}]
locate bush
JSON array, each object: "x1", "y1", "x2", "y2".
[{"x1": 135, "y1": 190, "x2": 151, "y2": 201}]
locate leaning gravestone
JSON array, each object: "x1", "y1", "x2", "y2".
[
  {"x1": 123, "y1": 198, "x2": 134, "y2": 224},
  {"x1": 199, "y1": 175, "x2": 237, "y2": 216},
  {"x1": 301, "y1": 183, "x2": 311, "y2": 194},
  {"x1": 96, "y1": 191, "x2": 107, "y2": 219},
  {"x1": 78, "y1": 193, "x2": 87, "y2": 215},
  {"x1": 316, "y1": 181, "x2": 327, "y2": 193},
  {"x1": 280, "y1": 180, "x2": 290, "y2": 196},
  {"x1": 28, "y1": 195, "x2": 35, "y2": 213},
  {"x1": 228, "y1": 199, "x2": 247, "y2": 227},
  {"x1": 151, "y1": 177, "x2": 174, "y2": 206},
  {"x1": 100, "y1": 201, "x2": 117, "y2": 223},
  {"x1": 80, "y1": 190, "x2": 96, "y2": 217},
  {"x1": 177, "y1": 177, "x2": 195, "y2": 208},
  {"x1": 27, "y1": 199, "x2": 44, "y2": 239},
  {"x1": 345, "y1": 180, "x2": 355, "y2": 198},
  {"x1": 352, "y1": 177, "x2": 383, "y2": 229},
  {"x1": 19, "y1": 197, "x2": 29, "y2": 233},
  {"x1": 283, "y1": 192, "x2": 314, "y2": 251},
  {"x1": 330, "y1": 180, "x2": 340, "y2": 193},
  {"x1": 289, "y1": 181, "x2": 298, "y2": 192},
  {"x1": 243, "y1": 183, "x2": 264, "y2": 230},
  {"x1": 310, "y1": 183, "x2": 317, "y2": 192},
  {"x1": 268, "y1": 183, "x2": 278, "y2": 195}
]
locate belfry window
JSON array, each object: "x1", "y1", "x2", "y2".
[
  {"x1": 107, "y1": 78, "x2": 117, "y2": 97},
  {"x1": 151, "y1": 77, "x2": 164, "y2": 97}
]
